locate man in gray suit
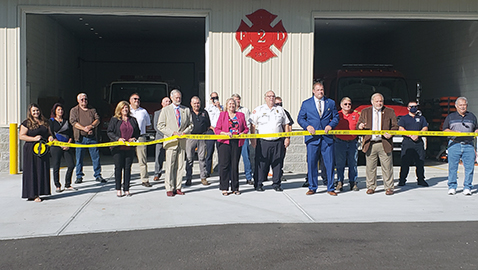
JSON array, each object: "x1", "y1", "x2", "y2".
[
  {"x1": 152, "y1": 96, "x2": 171, "y2": 181},
  {"x1": 158, "y1": 89, "x2": 194, "y2": 197}
]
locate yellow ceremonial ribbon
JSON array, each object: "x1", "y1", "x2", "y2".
[{"x1": 46, "y1": 130, "x2": 478, "y2": 148}]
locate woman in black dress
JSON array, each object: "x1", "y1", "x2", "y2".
[
  {"x1": 107, "y1": 101, "x2": 140, "y2": 197},
  {"x1": 49, "y1": 103, "x2": 76, "y2": 193},
  {"x1": 19, "y1": 103, "x2": 53, "y2": 202}
]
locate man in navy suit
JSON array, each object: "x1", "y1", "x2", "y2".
[{"x1": 298, "y1": 81, "x2": 339, "y2": 196}]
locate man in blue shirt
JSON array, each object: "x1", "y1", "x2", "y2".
[
  {"x1": 443, "y1": 97, "x2": 478, "y2": 196},
  {"x1": 398, "y1": 101, "x2": 429, "y2": 187}
]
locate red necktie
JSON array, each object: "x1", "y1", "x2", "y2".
[{"x1": 175, "y1": 107, "x2": 180, "y2": 127}]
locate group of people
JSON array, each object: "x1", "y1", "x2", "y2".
[{"x1": 20, "y1": 82, "x2": 478, "y2": 202}]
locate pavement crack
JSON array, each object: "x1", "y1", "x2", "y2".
[{"x1": 283, "y1": 191, "x2": 315, "y2": 221}]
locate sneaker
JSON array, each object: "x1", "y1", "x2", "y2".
[
  {"x1": 463, "y1": 189, "x2": 472, "y2": 196},
  {"x1": 448, "y1": 188, "x2": 456, "y2": 195},
  {"x1": 336, "y1": 182, "x2": 343, "y2": 192},
  {"x1": 75, "y1": 177, "x2": 83, "y2": 184}
]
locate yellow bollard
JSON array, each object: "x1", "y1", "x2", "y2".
[{"x1": 10, "y1": 123, "x2": 18, "y2": 174}]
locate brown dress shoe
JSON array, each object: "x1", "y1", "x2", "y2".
[
  {"x1": 175, "y1": 189, "x2": 185, "y2": 195},
  {"x1": 306, "y1": 189, "x2": 316, "y2": 195},
  {"x1": 166, "y1": 191, "x2": 174, "y2": 197},
  {"x1": 385, "y1": 189, "x2": 394, "y2": 195},
  {"x1": 201, "y1": 178, "x2": 210, "y2": 185},
  {"x1": 366, "y1": 189, "x2": 375, "y2": 194},
  {"x1": 327, "y1": 191, "x2": 337, "y2": 196},
  {"x1": 142, "y1": 182, "x2": 152, "y2": 187},
  {"x1": 153, "y1": 176, "x2": 160, "y2": 181}
]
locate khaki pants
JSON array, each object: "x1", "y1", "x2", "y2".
[
  {"x1": 136, "y1": 136, "x2": 149, "y2": 182},
  {"x1": 365, "y1": 142, "x2": 394, "y2": 190},
  {"x1": 164, "y1": 146, "x2": 185, "y2": 192}
]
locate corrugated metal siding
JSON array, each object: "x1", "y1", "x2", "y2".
[{"x1": 1, "y1": 0, "x2": 478, "y2": 127}]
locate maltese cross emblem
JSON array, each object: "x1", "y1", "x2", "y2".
[{"x1": 235, "y1": 9, "x2": 288, "y2": 63}]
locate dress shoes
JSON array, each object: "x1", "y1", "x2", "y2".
[
  {"x1": 385, "y1": 189, "x2": 394, "y2": 195},
  {"x1": 366, "y1": 189, "x2": 375, "y2": 194},
  {"x1": 350, "y1": 182, "x2": 359, "y2": 191},
  {"x1": 142, "y1": 182, "x2": 152, "y2": 187},
  {"x1": 273, "y1": 186, "x2": 283, "y2": 192},
  {"x1": 305, "y1": 189, "x2": 315, "y2": 195},
  {"x1": 153, "y1": 174, "x2": 161, "y2": 181},
  {"x1": 302, "y1": 180, "x2": 309, "y2": 188},
  {"x1": 75, "y1": 177, "x2": 83, "y2": 184},
  {"x1": 201, "y1": 178, "x2": 210, "y2": 186},
  {"x1": 166, "y1": 191, "x2": 174, "y2": 197},
  {"x1": 255, "y1": 186, "x2": 265, "y2": 192},
  {"x1": 96, "y1": 176, "x2": 107, "y2": 183},
  {"x1": 417, "y1": 180, "x2": 429, "y2": 187},
  {"x1": 397, "y1": 180, "x2": 406, "y2": 186},
  {"x1": 246, "y1": 180, "x2": 254, "y2": 185},
  {"x1": 185, "y1": 179, "x2": 192, "y2": 186},
  {"x1": 175, "y1": 189, "x2": 185, "y2": 195},
  {"x1": 327, "y1": 191, "x2": 337, "y2": 196}
]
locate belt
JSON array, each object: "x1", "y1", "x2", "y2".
[
  {"x1": 260, "y1": 138, "x2": 281, "y2": 142},
  {"x1": 370, "y1": 140, "x2": 382, "y2": 143}
]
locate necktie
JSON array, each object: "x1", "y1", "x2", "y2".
[
  {"x1": 318, "y1": 100, "x2": 322, "y2": 117},
  {"x1": 175, "y1": 107, "x2": 181, "y2": 127}
]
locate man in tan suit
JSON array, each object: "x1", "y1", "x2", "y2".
[
  {"x1": 357, "y1": 93, "x2": 398, "y2": 195},
  {"x1": 158, "y1": 89, "x2": 194, "y2": 197}
]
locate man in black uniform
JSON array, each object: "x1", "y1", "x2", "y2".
[{"x1": 398, "y1": 101, "x2": 429, "y2": 187}]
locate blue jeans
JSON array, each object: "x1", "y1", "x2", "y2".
[
  {"x1": 241, "y1": 139, "x2": 253, "y2": 180},
  {"x1": 447, "y1": 141, "x2": 475, "y2": 190},
  {"x1": 334, "y1": 138, "x2": 358, "y2": 184},
  {"x1": 76, "y1": 136, "x2": 102, "y2": 179}
]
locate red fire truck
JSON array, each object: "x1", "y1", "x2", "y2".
[
  {"x1": 322, "y1": 64, "x2": 420, "y2": 152},
  {"x1": 99, "y1": 80, "x2": 169, "y2": 144}
]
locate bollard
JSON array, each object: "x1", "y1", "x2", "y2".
[{"x1": 10, "y1": 123, "x2": 18, "y2": 174}]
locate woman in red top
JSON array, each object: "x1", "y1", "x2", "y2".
[
  {"x1": 215, "y1": 98, "x2": 249, "y2": 195},
  {"x1": 107, "y1": 101, "x2": 140, "y2": 197}
]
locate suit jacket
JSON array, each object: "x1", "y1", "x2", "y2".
[
  {"x1": 356, "y1": 106, "x2": 398, "y2": 154},
  {"x1": 215, "y1": 111, "x2": 249, "y2": 147},
  {"x1": 157, "y1": 104, "x2": 194, "y2": 149},
  {"x1": 297, "y1": 96, "x2": 339, "y2": 144},
  {"x1": 153, "y1": 109, "x2": 164, "y2": 140}
]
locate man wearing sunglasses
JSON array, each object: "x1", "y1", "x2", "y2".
[
  {"x1": 443, "y1": 97, "x2": 478, "y2": 196},
  {"x1": 130, "y1": 93, "x2": 152, "y2": 187},
  {"x1": 334, "y1": 97, "x2": 360, "y2": 192},
  {"x1": 398, "y1": 101, "x2": 429, "y2": 187}
]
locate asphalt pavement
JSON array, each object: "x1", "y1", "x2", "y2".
[{"x1": 1, "y1": 159, "x2": 478, "y2": 269}]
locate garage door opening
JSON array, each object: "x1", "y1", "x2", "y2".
[
  {"x1": 26, "y1": 13, "x2": 205, "y2": 121},
  {"x1": 314, "y1": 18, "x2": 478, "y2": 159}
]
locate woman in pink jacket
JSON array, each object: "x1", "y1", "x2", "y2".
[{"x1": 215, "y1": 97, "x2": 249, "y2": 195}]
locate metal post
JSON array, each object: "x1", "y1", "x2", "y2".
[{"x1": 10, "y1": 123, "x2": 18, "y2": 174}]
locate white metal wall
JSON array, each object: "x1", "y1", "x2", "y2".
[{"x1": 2, "y1": 0, "x2": 478, "y2": 128}]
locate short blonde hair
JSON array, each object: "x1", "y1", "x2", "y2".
[{"x1": 114, "y1": 100, "x2": 131, "y2": 119}]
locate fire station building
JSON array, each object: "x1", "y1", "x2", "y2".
[{"x1": 1, "y1": 0, "x2": 478, "y2": 172}]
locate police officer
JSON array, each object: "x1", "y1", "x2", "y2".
[
  {"x1": 250, "y1": 90, "x2": 290, "y2": 192},
  {"x1": 398, "y1": 101, "x2": 429, "y2": 187}
]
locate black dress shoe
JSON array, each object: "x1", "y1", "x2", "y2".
[
  {"x1": 246, "y1": 180, "x2": 254, "y2": 185},
  {"x1": 273, "y1": 186, "x2": 283, "y2": 192},
  {"x1": 417, "y1": 180, "x2": 429, "y2": 187},
  {"x1": 255, "y1": 186, "x2": 265, "y2": 192},
  {"x1": 96, "y1": 176, "x2": 107, "y2": 183},
  {"x1": 75, "y1": 178, "x2": 83, "y2": 184},
  {"x1": 398, "y1": 180, "x2": 406, "y2": 186},
  {"x1": 302, "y1": 180, "x2": 309, "y2": 187},
  {"x1": 185, "y1": 179, "x2": 192, "y2": 186}
]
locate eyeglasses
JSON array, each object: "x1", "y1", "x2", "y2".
[
  {"x1": 342, "y1": 103, "x2": 351, "y2": 106},
  {"x1": 266, "y1": 95, "x2": 276, "y2": 98},
  {"x1": 132, "y1": 98, "x2": 140, "y2": 101},
  {"x1": 275, "y1": 102, "x2": 283, "y2": 106},
  {"x1": 409, "y1": 105, "x2": 418, "y2": 109},
  {"x1": 211, "y1": 96, "x2": 218, "y2": 100},
  {"x1": 80, "y1": 98, "x2": 88, "y2": 101}
]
